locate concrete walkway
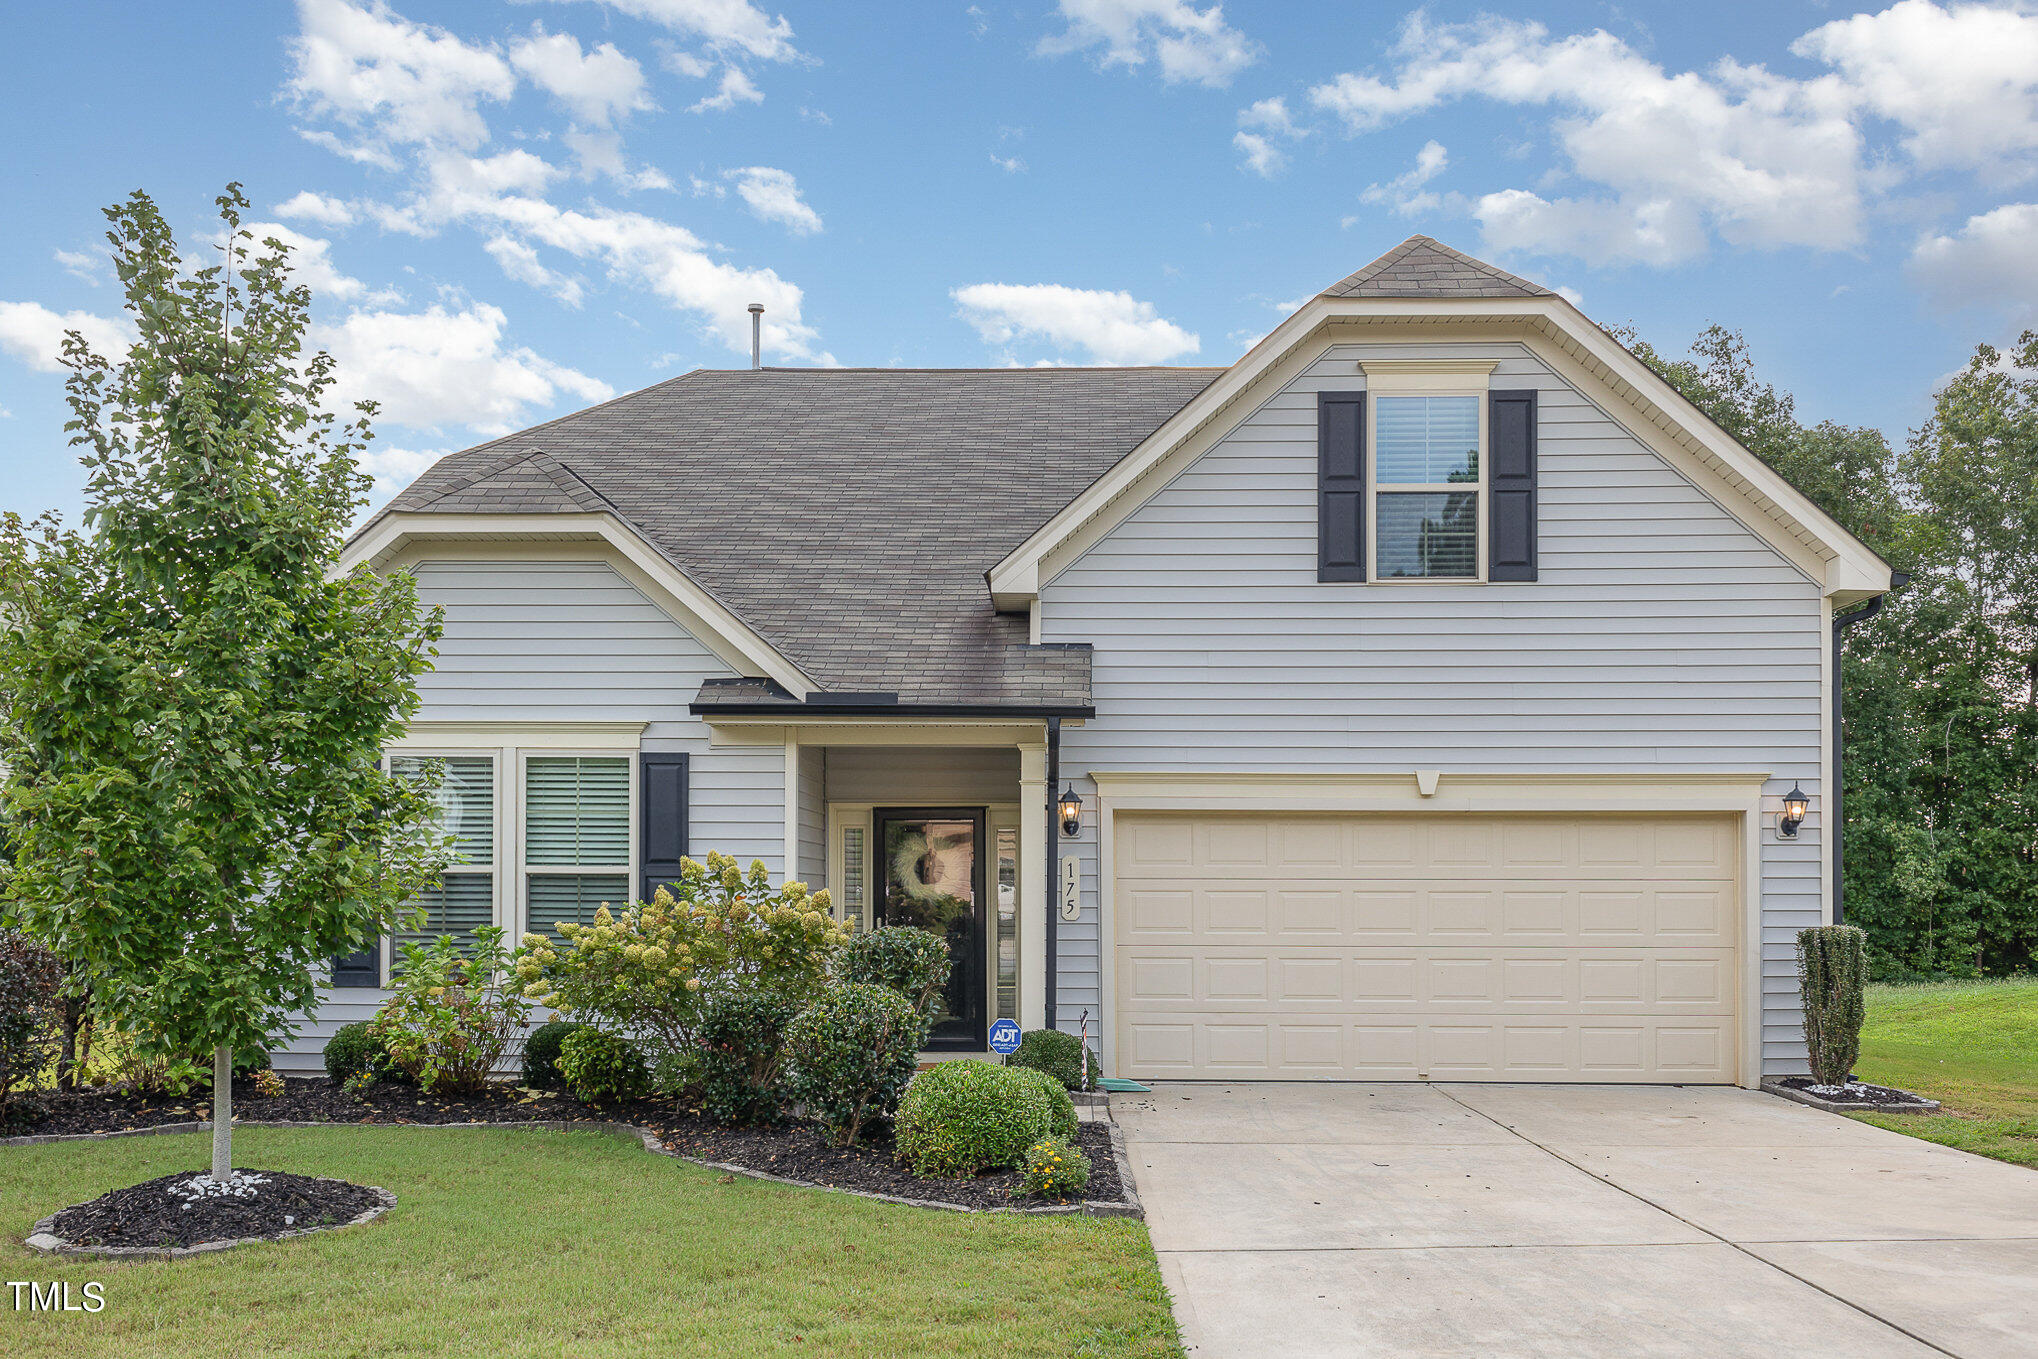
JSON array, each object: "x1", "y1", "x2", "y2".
[{"x1": 1114, "y1": 1083, "x2": 2038, "y2": 1359}]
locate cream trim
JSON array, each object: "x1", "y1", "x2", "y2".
[
  {"x1": 988, "y1": 296, "x2": 1891, "y2": 604},
  {"x1": 1356, "y1": 357, "x2": 1499, "y2": 389},
  {"x1": 783, "y1": 735, "x2": 800, "y2": 887},
  {"x1": 342, "y1": 512, "x2": 815, "y2": 697},
  {"x1": 1092, "y1": 770, "x2": 1765, "y2": 1089}
]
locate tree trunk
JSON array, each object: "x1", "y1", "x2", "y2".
[{"x1": 211, "y1": 1044, "x2": 232, "y2": 1181}]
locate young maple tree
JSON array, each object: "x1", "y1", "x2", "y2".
[{"x1": 0, "y1": 186, "x2": 446, "y2": 1180}]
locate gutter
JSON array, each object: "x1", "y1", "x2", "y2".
[
  {"x1": 689, "y1": 699, "x2": 1095, "y2": 719},
  {"x1": 1831, "y1": 571, "x2": 1910, "y2": 925},
  {"x1": 1046, "y1": 716, "x2": 1060, "y2": 1032}
]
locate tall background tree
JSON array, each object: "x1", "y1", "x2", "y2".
[
  {"x1": 0, "y1": 186, "x2": 447, "y2": 1180},
  {"x1": 1628, "y1": 325, "x2": 2038, "y2": 979}
]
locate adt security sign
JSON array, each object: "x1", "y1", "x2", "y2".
[{"x1": 988, "y1": 1018, "x2": 1022, "y2": 1056}]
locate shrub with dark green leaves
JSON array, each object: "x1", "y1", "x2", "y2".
[
  {"x1": 323, "y1": 1021, "x2": 382, "y2": 1083},
  {"x1": 0, "y1": 929, "x2": 61, "y2": 1129},
  {"x1": 894, "y1": 1059, "x2": 1064, "y2": 1177},
  {"x1": 557, "y1": 1027, "x2": 649, "y2": 1104},
  {"x1": 1798, "y1": 924, "x2": 1868, "y2": 1087},
  {"x1": 1010, "y1": 1027, "x2": 1101, "y2": 1091},
  {"x1": 696, "y1": 990, "x2": 795, "y2": 1125},
  {"x1": 838, "y1": 926, "x2": 951, "y2": 1023},
  {"x1": 522, "y1": 1020, "x2": 586, "y2": 1089},
  {"x1": 1008, "y1": 1064, "x2": 1077, "y2": 1139},
  {"x1": 1017, "y1": 1134, "x2": 1091, "y2": 1201},
  {"x1": 785, "y1": 983, "x2": 922, "y2": 1147}
]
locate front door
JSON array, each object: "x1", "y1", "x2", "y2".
[{"x1": 874, "y1": 808, "x2": 986, "y2": 1050}]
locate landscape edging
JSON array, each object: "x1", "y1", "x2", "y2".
[
  {"x1": 2, "y1": 1117, "x2": 1142, "y2": 1220},
  {"x1": 1761, "y1": 1077, "x2": 1942, "y2": 1115}
]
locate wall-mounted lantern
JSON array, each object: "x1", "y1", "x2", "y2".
[
  {"x1": 1779, "y1": 783, "x2": 1810, "y2": 839},
  {"x1": 1058, "y1": 784, "x2": 1083, "y2": 838}
]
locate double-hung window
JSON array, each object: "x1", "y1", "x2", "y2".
[
  {"x1": 1372, "y1": 394, "x2": 1483, "y2": 580},
  {"x1": 391, "y1": 754, "x2": 498, "y2": 958},
  {"x1": 523, "y1": 755, "x2": 632, "y2": 940}
]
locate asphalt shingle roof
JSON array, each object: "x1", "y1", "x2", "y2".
[
  {"x1": 1321, "y1": 235, "x2": 1553, "y2": 299},
  {"x1": 373, "y1": 366, "x2": 1221, "y2": 706}
]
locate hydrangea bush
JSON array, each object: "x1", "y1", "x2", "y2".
[
  {"x1": 372, "y1": 928, "x2": 531, "y2": 1094},
  {"x1": 516, "y1": 853, "x2": 846, "y2": 1062}
]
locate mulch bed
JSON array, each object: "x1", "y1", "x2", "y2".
[
  {"x1": 9, "y1": 1077, "x2": 1124, "y2": 1213},
  {"x1": 48, "y1": 1169, "x2": 386, "y2": 1250},
  {"x1": 1772, "y1": 1076, "x2": 1941, "y2": 1111}
]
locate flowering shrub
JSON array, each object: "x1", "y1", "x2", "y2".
[
  {"x1": 556, "y1": 1027, "x2": 649, "y2": 1104},
  {"x1": 696, "y1": 990, "x2": 795, "y2": 1125},
  {"x1": 1017, "y1": 1134, "x2": 1091, "y2": 1201},
  {"x1": 837, "y1": 926, "x2": 951, "y2": 1024},
  {"x1": 894, "y1": 1059, "x2": 1065, "y2": 1177},
  {"x1": 0, "y1": 930, "x2": 61, "y2": 1128},
  {"x1": 372, "y1": 928, "x2": 531, "y2": 1094},
  {"x1": 516, "y1": 852, "x2": 846, "y2": 1060},
  {"x1": 784, "y1": 983, "x2": 922, "y2": 1147}
]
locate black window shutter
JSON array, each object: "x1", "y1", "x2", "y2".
[
  {"x1": 639, "y1": 752, "x2": 690, "y2": 902},
  {"x1": 1488, "y1": 389, "x2": 1538, "y2": 582},
  {"x1": 330, "y1": 946, "x2": 379, "y2": 989},
  {"x1": 1318, "y1": 391, "x2": 1367, "y2": 582}
]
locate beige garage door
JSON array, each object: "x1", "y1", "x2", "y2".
[{"x1": 1112, "y1": 812, "x2": 1739, "y2": 1083}]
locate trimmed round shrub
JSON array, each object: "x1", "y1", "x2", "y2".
[
  {"x1": 1018, "y1": 1134, "x2": 1092, "y2": 1201},
  {"x1": 522, "y1": 1020, "x2": 586, "y2": 1089},
  {"x1": 838, "y1": 926, "x2": 951, "y2": 1023},
  {"x1": 893, "y1": 1059, "x2": 1063, "y2": 1178},
  {"x1": 1008, "y1": 1065, "x2": 1077, "y2": 1139},
  {"x1": 696, "y1": 991, "x2": 795, "y2": 1125},
  {"x1": 1010, "y1": 1028, "x2": 1100, "y2": 1091},
  {"x1": 323, "y1": 1022, "x2": 382, "y2": 1083},
  {"x1": 557, "y1": 1027, "x2": 649, "y2": 1104},
  {"x1": 785, "y1": 983, "x2": 922, "y2": 1147}
]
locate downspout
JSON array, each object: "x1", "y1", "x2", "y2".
[
  {"x1": 1045, "y1": 716, "x2": 1060, "y2": 1032},
  {"x1": 1831, "y1": 570, "x2": 1909, "y2": 925}
]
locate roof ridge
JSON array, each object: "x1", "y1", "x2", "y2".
[{"x1": 1318, "y1": 235, "x2": 1552, "y2": 299}]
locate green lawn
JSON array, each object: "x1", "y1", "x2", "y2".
[
  {"x1": 1852, "y1": 978, "x2": 2038, "y2": 1167},
  {"x1": 0, "y1": 1127, "x2": 1182, "y2": 1358}
]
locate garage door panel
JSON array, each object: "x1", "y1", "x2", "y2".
[{"x1": 1113, "y1": 811, "x2": 1739, "y2": 1083}]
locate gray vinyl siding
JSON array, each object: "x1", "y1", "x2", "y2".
[
  {"x1": 798, "y1": 746, "x2": 828, "y2": 888},
  {"x1": 275, "y1": 557, "x2": 787, "y2": 1072},
  {"x1": 1039, "y1": 342, "x2": 1824, "y2": 1078}
]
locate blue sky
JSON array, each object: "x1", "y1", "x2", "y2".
[{"x1": 4, "y1": 1, "x2": 2036, "y2": 521}]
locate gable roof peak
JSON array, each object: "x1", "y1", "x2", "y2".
[{"x1": 1321, "y1": 235, "x2": 1554, "y2": 300}]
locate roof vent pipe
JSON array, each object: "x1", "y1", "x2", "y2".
[{"x1": 747, "y1": 303, "x2": 763, "y2": 370}]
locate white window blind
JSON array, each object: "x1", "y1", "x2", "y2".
[
  {"x1": 389, "y1": 754, "x2": 497, "y2": 957},
  {"x1": 525, "y1": 757, "x2": 629, "y2": 865}
]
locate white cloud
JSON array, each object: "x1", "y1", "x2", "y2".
[
  {"x1": 243, "y1": 221, "x2": 404, "y2": 306},
  {"x1": 286, "y1": 0, "x2": 516, "y2": 153},
  {"x1": 1043, "y1": 0, "x2": 1258, "y2": 88},
  {"x1": 689, "y1": 65, "x2": 763, "y2": 113},
  {"x1": 1359, "y1": 139, "x2": 1449, "y2": 213},
  {"x1": 317, "y1": 299, "x2": 612, "y2": 433},
  {"x1": 1306, "y1": 13, "x2": 1863, "y2": 264},
  {"x1": 509, "y1": 28, "x2": 654, "y2": 126},
  {"x1": 990, "y1": 153, "x2": 1026, "y2": 173},
  {"x1": 951, "y1": 282, "x2": 1199, "y2": 364},
  {"x1": 1909, "y1": 202, "x2": 2038, "y2": 318},
  {"x1": 53, "y1": 249, "x2": 101, "y2": 285},
  {"x1": 484, "y1": 234, "x2": 585, "y2": 306},
  {"x1": 1794, "y1": 0, "x2": 2038, "y2": 179},
  {"x1": 1233, "y1": 132, "x2": 1284, "y2": 177},
  {"x1": 0, "y1": 301, "x2": 132, "y2": 373},
  {"x1": 276, "y1": 190, "x2": 358, "y2": 226},
  {"x1": 360, "y1": 443, "x2": 452, "y2": 503},
  {"x1": 528, "y1": 0, "x2": 799, "y2": 63},
  {"x1": 726, "y1": 166, "x2": 821, "y2": 234}
]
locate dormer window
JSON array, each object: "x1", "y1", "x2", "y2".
[{"x1": 1373, "y1": 395, "x2": 1481, "y2": 579}]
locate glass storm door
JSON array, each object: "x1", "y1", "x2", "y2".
[{"x1": 874, "y1": 808, "x2": 986, "y2": 1050}]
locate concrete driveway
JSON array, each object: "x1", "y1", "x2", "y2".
[{"x1": 1115, "y1": 1083, "x2": 2038, "y2": 1359}]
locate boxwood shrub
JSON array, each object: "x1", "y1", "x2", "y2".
[
  {"x1": 1009, "y1": 1028, "x2": 1100, "y2": 1091},
  {"x1": 522, "y1": 1020, "x2": 585, "y2": 1089},
  {"x1": 838, "y1": 926, "x2": 951, "y2": 1023},
  {"x1": 696, "y1": 990, "x2": 795, "y2": 1125},
  {"x1": 893, "y1": 1059, "x2": 1064, "y2": 1177},
  {"x1": 323, "y1": 1021, "x2": 382, "y2": 1083},
  {"x1": 785, "y1": 982, "x2": 922, "y2": 1147},
  {"x1": 556, "y1": 1027, "x2": 649, "y2": 1104},
  {"x1": 1008, "y1": 1064, "x2": 1077, "y2": 1139}
]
